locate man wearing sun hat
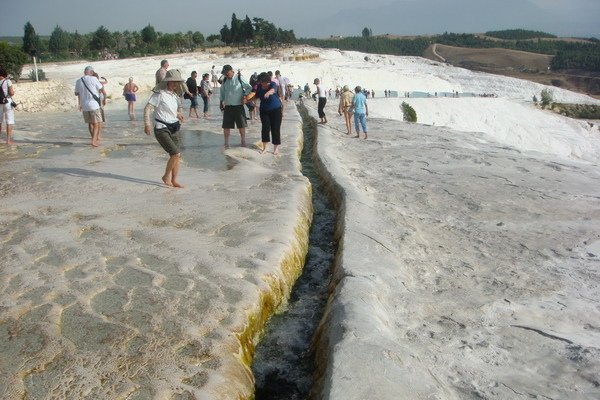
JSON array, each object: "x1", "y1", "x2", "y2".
[
  {"x1": 144, "y1": 69, "x2": 187, "y2": 188},
  {"x1": 74, "y1": 65, "x2": 106, "y2": 147},
  {"x1": 219, "y1": 64, "x2": 252, "y2": 148}
]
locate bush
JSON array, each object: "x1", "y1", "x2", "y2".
[
  {"x1": 540, "y1": 88, "x2": 553, "y2": 109},
  {"x1": 401, "y1": 102, "x2": 417, "y2": 122},
  {"x1": 0, "y1": 41, "x2": 29, "y2": 80},
  {"x1": 28, "y1": 68, "x2": 46, "y2": 81}
]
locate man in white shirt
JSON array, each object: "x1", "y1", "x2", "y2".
[{"x1": 74, "y1": 66, "x2": 106, "y2": 147}]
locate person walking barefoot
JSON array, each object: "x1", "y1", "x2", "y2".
[
  {"x1": 338, "y1": 85, "x2": 354, "y2": 135},
  {"x1": 352, "y1": 86, "x2": 369, "y2": 139},
  {"x1": 0, "y1": 67, "x2": 16, "y2": 145},
  {"x1": 253, "y1": 72, "x2": 284, "y2": 155},
  {"x1": 123, "y1": 77, "x2": 139, "y2": 119},
  {"x1": 144, "y1": 70, "x2": 186, "y2": 188}
]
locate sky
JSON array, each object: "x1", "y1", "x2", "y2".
[{"x1": 1, "y1": 0, "x2": 598, "y2": 38}]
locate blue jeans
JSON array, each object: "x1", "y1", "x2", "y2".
[
  {"x1": 354, "y1": 112, "x2": 367, "y2": 133},
  {"x1": 202, "y1": 96, "x2": 209, "y2": 113}
]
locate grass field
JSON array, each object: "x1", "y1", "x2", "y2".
[{"x1": 424, "y1": 43, "x2": 600, "y2": 98}]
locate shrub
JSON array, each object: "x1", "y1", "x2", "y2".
[
  {"x1": 0, "y1": 42, "x2": 29, "y2": 80},
  {"x1": 401, "y1": 102, "x2": 417, "y2": 122},
  {"x1": 28, "y1": 68, "x2": 46, "y2": 80},
  {"x1": 540, "y1": 88, "x2": 553, "y2": 109}
]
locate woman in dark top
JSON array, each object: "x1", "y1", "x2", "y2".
[
  {"x1": 185, "y1": 71, "x2": 200, "y2": 119},
  {"x1": 253, "y1": 72, "x2": 284, "y2": 155}
]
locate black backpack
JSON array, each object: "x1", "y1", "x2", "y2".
[{"x1": 0, "y1": 79, "x2": 8, "y2": 104}]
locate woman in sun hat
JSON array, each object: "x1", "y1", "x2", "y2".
[{"x1": 143, "y1": 69, "x2": 187, "y2": 188}]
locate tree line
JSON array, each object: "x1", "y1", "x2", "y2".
[
  {"x1": 218, "y1": 14, "x2": 296, "y2": 46},
  {"x1": 21, "y1": 21, "x2": 206, "y2": 60},
  {"x1": 484, "y1": 29, "x2": 557, "y2": 40},
  {"x1": 300, "y1": 31, "x2": 600, "y2": 72}
]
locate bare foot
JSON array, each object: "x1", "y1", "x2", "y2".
[
  {"x1": 241, "y1": 142, "x2": 247, "y2": 147},
  {"x1": 91, "y1": 141, "x2": 100, "y2": 147},
  {"x1": 354, "y1": 135, "x2": 360, "y2": 138},
  {"x1": 6, "y1": 140, "x2": 14, "y2": 145},
  {"x1": 260, "y1": 147, "x2": 267, "y2": 154},
  {"x1": 223, "y1": 144, "x2": 230, "y2": 150},
  {"x1": 162, "y1": 176, "x2": 173, "y2": 186},
  {"x1": 364, "y1": 133, "x2": 368, "y2": 139},
  {"x1": 172, "y1": 181, "x2": 184, "y2": 188}
]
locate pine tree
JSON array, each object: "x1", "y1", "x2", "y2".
[{"x1": 22, "y1": 21, "x2": 41, "y2": 56}]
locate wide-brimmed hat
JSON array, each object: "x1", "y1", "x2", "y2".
[
  {"x1": 221, "y1": 64, "x2": 233, "y2": 74},
  {"x1": 153, "y1": 69, "x2": 186, "y2": 95}
]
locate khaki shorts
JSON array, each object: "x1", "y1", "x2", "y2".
[
  {"x1": 154, "y1": 127, "x2": 181, "y2": 156},
  {"x1": 83, "y1": 109, "x2": 103, "y2": 124}
]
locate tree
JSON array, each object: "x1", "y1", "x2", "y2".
[
  {"x1": 401, "y1": 102, "x2": 417, "y2": 122},
  {"x1": 220, "y1": 24, "x2": 232, "y2": 45},
  {"x1": 49, "y1": 25, "x2": 70, "y2": 56},
  {"x1": 362, "y1": 27, "x2": 372, "y2": 38},
  {"x1": 141, "y1": 24, "x2": 157, "y2": 45},
  {"x1": 89, "y1": 26, "x2": 114, "y2": 50},
  {"x1": 206, "y1": 34, "x2": 221, "y2": 43},
  {"x1": 22, "y1": 21, "x2": 41, "y2": 56},
  {"x1": 69, "y1": 30, "x2": 87, "y2": 56},
  {"x1": 0, "y1": 42, "x2": 29, "y2": 80},
  {"x1": 540, "y1": 88, "x2": 553, "y2": 109},
  {"x1": 230, "y1": 13, "x2": 242, "y2": 43},
  {"x1": 158, "y1": 33, "x2": 176, "y2": 52},
  {"x1": 192, "y1": 31, "x2": 205, "y2": 47},
  {"x1": 241, "y1": 15, "x2": 254, "y2": 43}
]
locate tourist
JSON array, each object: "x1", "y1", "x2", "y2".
[
  {"x1": 254, "y1": 72, "x2": 284, "y2": 155},
  {"x1": 185, "y1": 71, "x2": 200, "y2": 119},
  {"x1": 74, "y1": 66, "x2": 106, "y2": 147},
  {"x1": 352, "y1": 86, "x2": 368, "y2": 139},
  {"x1": 144, "y1": 69, "x2": 186, "y2": 188},
  {"x1": 0, "y1": 67, "x2": 16, "y2": 145},
  {"x1": 338, "y1": 85, "x2": 354, "y2": 135},
  {"x1": 92, "y1": 72, "x2": 108, "y2": 141},
  {"x1": 155, "y1": 59, "x2": 169, "y2": 85},
  {"x1": 211, "y1": 65, "x2": 219, "y2": 88},
  {"x1": 314, "y1": 78, "x2": 327, "y2": 124},
  {"x1": 123, "y1": 77, "x2": 139, "y2": 119},
  {"x1": 219, "y1": 64, "x2": 252, "y2": 149},
  {"x1": 200, "y1": 73, "x2": 212, "y2": 118}
]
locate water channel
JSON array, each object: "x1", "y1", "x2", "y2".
[{"x1": 252, "y1": 106, "x2": 338, "y2": 399}]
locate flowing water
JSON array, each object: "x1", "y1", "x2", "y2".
[{"x1": 252, "y1": 106, "x2": 337, "y2": 399}]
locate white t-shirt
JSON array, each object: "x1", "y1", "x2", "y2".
[
  {"x1": 147, "y1": 90, "x2": 181, "y2": 128},
  {"x1": 317, "y1": 84, "x2": 327, "y2": 98},
  {"x1": 0, "y1": 78, "x2": 13, "y2": 109},
  {"x1": 75, "y1": 76, "x2": 103, "y2": 111}
]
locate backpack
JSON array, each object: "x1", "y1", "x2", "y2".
[{"x1": 0, "y1": 79, "x2": 8, "y2": 104}]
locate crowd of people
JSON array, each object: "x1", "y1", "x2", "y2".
[{"x1": 0, "y1": 59, "x2": 374, "y2": 187}]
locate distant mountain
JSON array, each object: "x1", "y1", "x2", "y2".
[{"x1": 309, "y1": 0, "x2": 597, "y2": 38}]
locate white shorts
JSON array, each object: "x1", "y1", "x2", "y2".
[{"x1": 0, "y1": 103, "x2": 14, "y2": 125}]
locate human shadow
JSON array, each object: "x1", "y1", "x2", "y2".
[{"x1": 40, "y1": 167, "x2": 165, "y2": 187}]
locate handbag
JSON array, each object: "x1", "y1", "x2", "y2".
[
  {"x1": 155, "y1": 118, "x2": 181, "y2": 134},
  {"x1": 80, "y1": 77, "x2": 101, "y2": 105}
]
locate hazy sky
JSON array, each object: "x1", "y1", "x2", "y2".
[{"x1": 1, "y1": 0, "x2": 598, "y2": 38}]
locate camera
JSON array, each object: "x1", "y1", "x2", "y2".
[{"x1": 10, "y1": 101, "x2": 17, "y2": 109}]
